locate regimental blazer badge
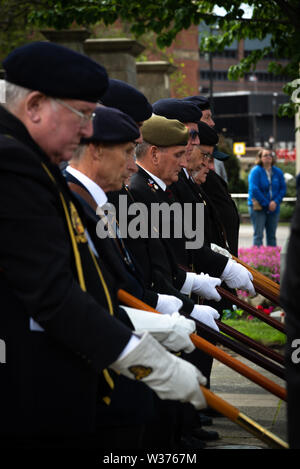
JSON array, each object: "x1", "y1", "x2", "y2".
[
  {"x1": 147, "y1": 179, "x2": 159, "y2": 193},
  {"x1": 69, "y1": 201, "x2": 87, "y2": 243},
  {"x1": 128, "y1": 365, "x2": 152, "y2": 380}
]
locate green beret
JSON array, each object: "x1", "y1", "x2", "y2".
[{"x1": 142, "y1": 115, "x2": 188, "y2": 146}]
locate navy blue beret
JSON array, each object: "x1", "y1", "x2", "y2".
[
  {"x1": 152, "y1": 98, "x2": 202, "y2": 123},
  {"x1": 100, "y1": 79, "x2": 153, "y2": 123},
  {"x1": 82, "y1": 106, "x2": 140, "y2": 144},
  {"x1": 197, "y1": 121, "x2": 219, "y2": 146},
  {"x1": 182, "y1": 95, "x2": 211, "y2": 111},
  {"x1": 3, "y1": 41, "x2": 108, "y2": 102},
  {"x1": 213, "y1": 148, "x2": 230, "y2": 161}
]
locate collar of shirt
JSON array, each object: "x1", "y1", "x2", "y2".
[
  {"x1": 139, "y1": 165, "x2": 167, "y2": 192},
  {"x1": 183, "y1": 167, "x2": 190, "y2": 179},
  {"x1": 66, "y1": 165, "x2": 107, "y2": 207}
]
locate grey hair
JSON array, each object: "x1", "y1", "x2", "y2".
[
  {"x1": 2, "y1": 81, "x2": 32, "y2": 112},
  {"x1": 135, "y1": 141, "x2": 168, "y2": 160}
]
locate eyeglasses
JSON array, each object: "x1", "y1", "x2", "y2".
[
  {"x1": 189, "y1": 129, "x2": 199, "y2": 141},
  {"x1": 262, "y1": 153, "x2": 273, "y2": 157},
  {"x1": 54, "y1": 98, "x2": 95, "y2": 127},
  {"x1": 200, "y1": 151, "x2": 212, "y2": 159}
]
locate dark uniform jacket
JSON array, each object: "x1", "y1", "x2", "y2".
[
  {"x1": 170, "y1": 170, "x2": 228, "y2": 251},
  {"x1": 201, "y1": 170, "x2": 240, "y2": 256},
  {"x1": 107, "y1": 186, "x2": 195, "y2": 314},
  {"x1": 130, "y1": 166, "x2": 228, "y2": 279},
  {"x1": 0, "y1": 106, "x2": 134, "y2": 438},
  {"x1": 280, "y1": 199, "x2": 300, "y2": 449},
  {"x1": 65, "y1": 170, "x2": 159, "y2": 309}
]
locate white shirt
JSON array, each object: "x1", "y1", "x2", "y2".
[
  {"x1": 138, "y1": 165, "x2": 167, "y2": 192},
  {"x1": 65, "y1": 165, "x2": 140, "y2": 358},
  {"x1": 66, "y1": 165, "x2": 107, "y2": 207}
]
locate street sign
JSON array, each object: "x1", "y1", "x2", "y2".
[{"x1": 233, "y1": 142, "x2": 246, "y2": 156}]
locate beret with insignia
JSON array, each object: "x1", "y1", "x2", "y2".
[
  {"x1": 3, "y1": 41, "x2": 108, "y2": 102},
  {"x1": 142, "y1": 115, "x2": 188, "y2": 146},
  {"x1": 82, "y1": 106, "x2": 140, "y2": 144},
  {"x1": 101, "y1": 79, "x2": 153, "y2": 123},
  {"x1": 152, "y1": 98, "x2": 202, "y2": 123}
]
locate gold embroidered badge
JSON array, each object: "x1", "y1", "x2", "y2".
[
  {"x1": 128, "y1": 365, "x2": 152, "y2": 380},
  {"x1": 70, "y1": 202, "x2": 87, "y2": 243}
]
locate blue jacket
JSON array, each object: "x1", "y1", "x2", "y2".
[{"x1": 248, "y1": 164, "x2": 286, "y2": 214}]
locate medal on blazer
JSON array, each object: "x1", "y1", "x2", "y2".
[
  {"x1": 69, "y1": 201, "x2": 87, "y2": 243},
  {"x1": 147, "y1": 179, "x2": 158, "y2": 192}
]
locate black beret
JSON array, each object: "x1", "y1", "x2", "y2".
[
  {"x1": 82, "y1": 106, "x2": 140, "y2": 144},
  {"x1": 152, "y1": 98, "x2": 202, "y2": 123},
  {"x1": 3, "y1": 41, "x2": 108, "y2": 102},
  {"x1": 142, "y1": 115, "x2": 188, "y2": 146},
  {"x1": 101, "y1": 79, "x2": 153, "y2": 122},
  {"x1": 197, "y1": 121, "x2": 219, "y2": 146},
  {"x1": 182, "y1": 95, "x2": 211, "y2": 111}
]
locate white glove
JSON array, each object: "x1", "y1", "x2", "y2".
[
  {"x1": 110, "y1": 331, "x2": 207, "y2": 410},
  {"x1": 220, "y1": 259, "x2": 256, "y2": 296},
  {"x1": 210, "y1": 243, "x2": 232, "y2": 259},
  {"x1": 156, "y1": 294, "x2": 183, "y2": 315},
  {"x1": 190, "y1": 305, "x2": 220, "y2": 332},
  {"x1": 122, "y1": 306, "x2": 195, "y2": 353},
  {"x1": 190, "y1": 272, "x2": 222, "y2": 302}
]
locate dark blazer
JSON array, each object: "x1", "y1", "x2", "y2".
[
  {"x1": 0, "y1": 106, "x2": 133, "y2": 438},
  {"x1": 280, "y1": 198, "x2": 300, "y2": 449},
  {"x1": 201, "y1": 170, "x2": 240, "y2": 256},
  {"x1": 108, "y1": 185, "x2": 196, "y2": 314},
  {"x1": 65, "y1": 171, "x2": 159, "y2": 309},
  {"x1": 130, "y1": 166, "x2": 228, "y2": 278},
  {"x1": 171, "y1": 170, "x2": 228, "y2": 250}
]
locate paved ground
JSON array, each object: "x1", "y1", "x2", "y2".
[
  {"x1": 202, "y1": 222, "x2": 289, "y2": 450},
  {"x1": 205, "y1": 349, "x2": 287, "y2": 450},
  {"x1": 238, "y1": 223, "x2": 291, "y2": 249}
]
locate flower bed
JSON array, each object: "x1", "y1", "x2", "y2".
[
  {"x1": 223, "y1": 246, "x2": 282, "y2": 320},
  {"x1": 238, "y1": 246, "x2": 281, "y2": 283}
]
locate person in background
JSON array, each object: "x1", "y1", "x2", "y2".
[{"x1": 248, "y1": 148, "x2": 286, "y2": 247}]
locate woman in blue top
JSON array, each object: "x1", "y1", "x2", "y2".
[{"x1": 248, "y1": 148, "x2": 286, "y2": 246}]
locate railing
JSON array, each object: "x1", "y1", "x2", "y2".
[
  {"x1": 231, "y1": 194, "x2": 296, "y2": 203},
  {"x1": 231, "y1": 194, "x2": 296, "y2": 220}
]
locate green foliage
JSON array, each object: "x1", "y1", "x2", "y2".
[
  {"x1": 2, "y1": 1, "x2": 300, "y2": 115},
  {"x1": 222, "y1": 319, "x2": 286, "y2": 346},
  {"x1": 279, "y1": 202, "x2": 295, "y2": 221}
]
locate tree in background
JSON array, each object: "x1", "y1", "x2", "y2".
[
  {"x1": 1, "y1": 0, "x2": 300, "y2": 115},
  {"x1": 23, "y1": 0, "x2": 300, "y2": 115}
]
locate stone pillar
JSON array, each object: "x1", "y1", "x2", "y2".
[
  {"x1": 84, "y1": 38, "x2": 145, "y2": 87},
  {"x1": 40, "y1": 29, "x2": 91, "y2": 54},
  {"x1": 136, "y1": 61, "x2": 177, "y2": 103}
]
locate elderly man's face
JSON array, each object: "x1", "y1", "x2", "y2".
[
  {"x1": 155, "y1": 145, "x2": 187, "y2": 186},
  {"x1": 34, "y1": 97, "x2": 97, "y2": 165},
  {"x1": 184, "y1": 122, "x2": 200, "y2": 161},
  {"x1": 97, "y1": 141, "x2": 136, "y2": 192},
  {"x1": 192, "y1": 145, "x2": 213, "y2": 184}
]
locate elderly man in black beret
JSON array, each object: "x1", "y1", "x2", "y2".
[
  {"x1": 0, "y1": 41, "x2": 209, "y2": 450},
  {"x1": 65, "y1": 105, "x2": 200, "y2": 448},
  {"x1": 151, "y1": 99, "x2": 254, "y2": 296},
  {"x1": 183, "y1": 95, "x2": 240, "y2": 257}
]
